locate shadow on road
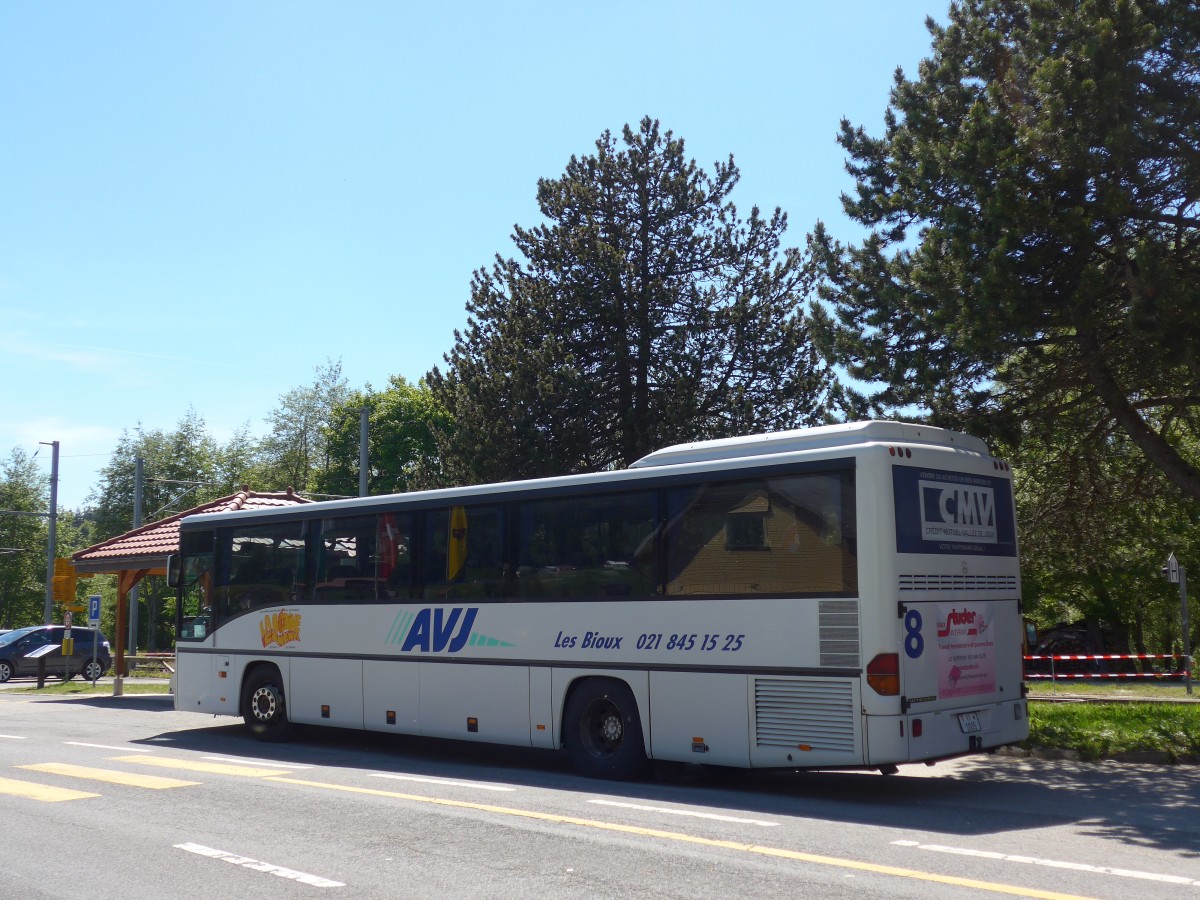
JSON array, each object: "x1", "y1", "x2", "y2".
[
  {"x1": 53, "y1": 693, "x2": 178, "y2": 712},
  {"x1": 38, "y1": 690, "x2": 1200, "y2": 858}
]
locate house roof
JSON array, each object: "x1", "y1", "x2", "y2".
[{"x1": 72, "y1": 488, "x2": 313, "y2": 574}]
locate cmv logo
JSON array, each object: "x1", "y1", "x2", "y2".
[
  {"x1": 398, "y1": 607, "x2": 478, "y2": 653},
  {"x1": 919, "y1": 480, "x2": 997, "y2": 544}
]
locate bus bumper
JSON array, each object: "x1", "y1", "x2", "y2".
[{"x1": 866, "y1": 698, "x2": 1029, "y2": 767}]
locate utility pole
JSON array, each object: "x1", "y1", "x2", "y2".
[
  {"x1": 41, "y1": 440, "x2": 59, "y2": 625},
  {"x1": 1182, "y1": 565, "x2": 1191, "y2": 696},
  {"x1": 129, "y1": 457, "x2": 143, "y2": 652}
]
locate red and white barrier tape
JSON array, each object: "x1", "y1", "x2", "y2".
[
  {"x1": 1024, "y1": 654, "x2": 1179, "y2": 660},
  {"x1": 1023, "y1": 653, "x2": 1189, "y2": 680},
  {"x1": 1024, "y1": 672, "x2": 1185, "y2": 679}
]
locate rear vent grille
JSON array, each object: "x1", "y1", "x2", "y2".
[
  {"x1": 818, "y1": 599, "x2": 860, "y2": 668},
  {"x1": 898, "y1": 574, "x2": 1018, "y2": 592},
  {"x1": 754, "y1": 678, "x2": 855, "y2": 751}
]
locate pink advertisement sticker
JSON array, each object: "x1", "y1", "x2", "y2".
[{"x1": 936, "y1": 603, "x2": 996, "y2": 699}]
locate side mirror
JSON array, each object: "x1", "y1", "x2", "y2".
[{"x1": 166, "y1": 554, "x2": 181, "y2": 588}]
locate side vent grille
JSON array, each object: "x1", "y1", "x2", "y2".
[
  {"x1": 898, "y1": 574, "x2": 1018, "y2": 592},
  {"x1": 819, "y1": 599, "x2": 860, "y2": 668},
  {"x1": 754, "y1": 678, "x2": 855, "y2": 751}
]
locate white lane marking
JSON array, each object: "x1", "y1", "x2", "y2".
[
  {"x1": 65, "y1": 742, "x2": 153, "y2": 752},
  {"x1": 370, "y1": 772, "x2": 515, "y2": 792},
  {"x1": 175, "y1": 842, "x2": 344, "y2": 888},
  {"x1": 0, "y1": 734, "x2": 28, "y2": 740},
  {"x1": 202, "y1": 755, "x2": 309, "y2": 769},
  {"x1": 893, "y1": 840, "x2": 1199, "y2": 886},
  {"x1": 588, "y1": 798, "x2": 778, "y2": 827}
]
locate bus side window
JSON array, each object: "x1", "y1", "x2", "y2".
[
  {"x1": 664, "y1": 474, "x2": 857, "y2": 596},
  {"x1": 315, "y1": 515, "x2": 381, "y2": 602},
  {"x1": 419, "y1": 506, "x2": 506, "y2": 600},
  {"x1": 379, "y1": 513, "x2": 413, "y2": 599},
  {"x1": 221, "y1": 522, "x2": 306, "y2": 613},
  {"x1": 515, "y1": 492, "x2": 659, "y2": 600}
]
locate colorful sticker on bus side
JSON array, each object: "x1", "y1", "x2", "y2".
[
  {"x1": 260, "y1": 610, "x2": 302, "y2": 648},
  {"x1": 893, "y1": 465, "x2": 1017, "y2": 557},
  {"x1": 935, "y1": 602, "x2": 996, "y2": 698}
]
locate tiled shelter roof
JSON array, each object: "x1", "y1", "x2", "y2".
[{"x1": 72, "y1": 489, "x2": 312, "y2": 574}]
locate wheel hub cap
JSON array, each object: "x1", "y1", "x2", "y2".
[
  {"x1": 252, "y1": 688, "x2": 277, "y2": 721},
  {"x1": 601, "y1": 714, "x2": 623, "y2": 743}
]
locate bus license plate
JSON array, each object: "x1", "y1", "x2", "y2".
[{"x1": 958, "y1": 712, "x2": 981, "y2": 733}]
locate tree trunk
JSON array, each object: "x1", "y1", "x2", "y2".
[{"x1": 1078, "y1": 327, "x2": 1200, "y2": 501}]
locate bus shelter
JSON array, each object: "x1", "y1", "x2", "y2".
[{"x1": 71, "y1": 489, "x2": 311, "y2": 684}]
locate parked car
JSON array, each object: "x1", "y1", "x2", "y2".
[{"x1": 0, "y1": 625, "x2": 112, "y2": 682}]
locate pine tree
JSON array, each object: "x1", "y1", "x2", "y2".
[
  {"x1": 430, "y1": 117, "x2": 835, "y2": 484},
  {"x1": 812, "y1": 0, "x2": 1200, "y2": 499}
]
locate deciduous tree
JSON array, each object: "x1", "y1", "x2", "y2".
[
  {"x1": 0, "y1": 449, "x2": 48, "y2": 628},
  {"x1": 319, "y1": 376, "x2": 451, "y2": 497},
  {"x1": 1007, "y1": 402, "x2": 1200, "y2": 652},
  {"x1": 87, "y1": 408, "x2": 224, "y2": 540},
  {"x1": 254, "y1": 358, "x2": 349, "y2": 493},
  {"x1": 87, "y1": 409, "x2": 229, "y2": 649}
]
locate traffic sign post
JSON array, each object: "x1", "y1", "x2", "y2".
[
  {"x1": 62, "y1": 611, "x2": 74, "y2": 681},
  {"x1": 1164, "y1": 554, "x2": 1191, "y2": 695},
  {"x1": 88, "y1": 594, "x2": 101, "y2": 683}
]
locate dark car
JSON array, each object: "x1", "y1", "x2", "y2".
[{"x1": 0, "y1": 625, "x2": 112, "y2": 682}]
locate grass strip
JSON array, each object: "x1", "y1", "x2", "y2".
[
  {"x1": 6, "y1": 681, "x2": 170, "y2": 696},
  {"x1": 1027, "y1": 701, "x2": 1200, "y2": 762}
]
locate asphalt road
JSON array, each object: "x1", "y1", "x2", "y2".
[{"x1": 0, "y1": 689, "x2": 1197, "y2": 899}]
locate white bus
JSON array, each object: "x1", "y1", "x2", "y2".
[{"x1": 170, "y1": 420, "x2": 1028, "y2": 779}]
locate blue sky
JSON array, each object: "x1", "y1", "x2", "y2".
[{"x1": 1, "y1": 1, "x2": 947, "y2": 511}]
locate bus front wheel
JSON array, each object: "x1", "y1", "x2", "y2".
[
  {"x1": 563, "y1": 678, "x2": 649, "y2": 780},
  {"x1": 242, "y1": 667, "x2": 294, "y2": 742}
]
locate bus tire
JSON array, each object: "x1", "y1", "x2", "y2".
[
  {"x1": 242, "y1": 666, "x2": 294, "y2": 742},
  {"x1": 563, "y1": 678, "x2": 649, "y2": 780}
]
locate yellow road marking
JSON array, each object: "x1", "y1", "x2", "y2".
[
  {"x1": 267, "y1": 776, "x2": 1096, "y2": 900},
  {"x1": 0, "y1": 775, "x2": 99, "y2": 802},
  {"x1": 108, "y1": 755, "x2": 293, "y2": 778},
  {"x1": 20, "y1": 762, "x2": 199, "y2": 789}
]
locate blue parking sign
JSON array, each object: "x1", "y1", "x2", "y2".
[{"x1": 88, "y1": 594, "x2": 101, "y2": 627}]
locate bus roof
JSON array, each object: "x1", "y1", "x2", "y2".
[
  {"x1": 629, "y1": 420, "x2": 989, "y2": 468},
  {"x1": 180, "y1": 420, "x2": 989, "y2": 528}
]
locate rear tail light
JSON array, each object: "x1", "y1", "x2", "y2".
[{"x1": 867, "y1": 652, "x2": 900, "y2": 696}]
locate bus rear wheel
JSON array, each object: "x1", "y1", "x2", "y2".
[
  {"x1": 563, "y1": 678, "x2": 649, "y2": 780},
  {"x1": 242, "y1": 667, "x2": 294, "y2": 742}
]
